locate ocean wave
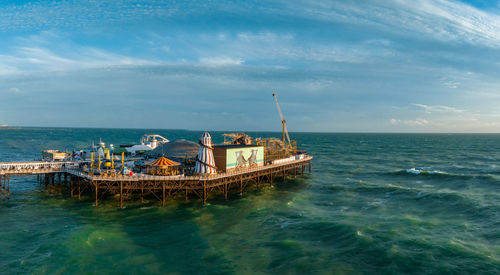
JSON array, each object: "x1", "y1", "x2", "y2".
[
  {"x1": 406, "y1": 168, "x2": 445, "y2": 175},
  {"x1": 389, "y1": 168, "x2": 474, "y2": 180}
]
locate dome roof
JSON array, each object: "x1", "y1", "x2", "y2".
[{"x1": 149, "y1": 139, "x2": 199, "y2": 159}]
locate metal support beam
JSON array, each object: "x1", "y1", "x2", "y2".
[
  {"x1": 239, "y1": 176, "x2": 243, "y2": 196},
  {"x1": 141, "y1": 185, "x2": 144, "y2": 203},
  {"x1": 203, "y1": 180, "x2": 207, "y2": 204},
  {"x1": 224, "y1": 183, "x2": 228, "y2": 200},
  {"x1": 162, "y1": 182, "x2": 165, "y2": 207},
  {"x1": 94, "y1": 181, "x2": 98, "y2": 207},
  {"x1": 120, "y1": 181, "x2": 123, "y2": 208}
]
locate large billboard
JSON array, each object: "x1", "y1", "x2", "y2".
[{"x1": 226, "y1": 146, "x2": 264, "y2": 170}]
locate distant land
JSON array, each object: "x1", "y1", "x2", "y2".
[{"x1": 0, "y1": 125, "x2": 20, "y2": 130}]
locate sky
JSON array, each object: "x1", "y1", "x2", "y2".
[{"x1": 2, "y1": 0, "x2": 500, "y2": 132}]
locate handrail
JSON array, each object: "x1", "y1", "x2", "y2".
[{"x1": 60, "y1": 155, "x2": 312, "y2": 182}]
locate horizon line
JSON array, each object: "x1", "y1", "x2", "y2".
[{"x1": 4, "y1": 125, "x2": 500, "y2": 135}]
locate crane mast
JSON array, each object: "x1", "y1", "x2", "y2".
[{"x1": 272, "y1": 93, "x2": 291, "y2": 146}]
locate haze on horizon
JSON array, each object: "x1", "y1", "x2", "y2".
[{"x1": 1, "y1": 0, "x2": 500, "y2": 133}]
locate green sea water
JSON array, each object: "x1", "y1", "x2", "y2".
[{"x1": 1, "y1": 128, "x2": 500, "y2": 274}]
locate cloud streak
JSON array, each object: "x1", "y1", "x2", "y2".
[
  {"x1": 1, "y1": 1, "x2": 500, "y2": 132},
  {"x1": 413, "y1": 104, "x2": 465, "y2": 114}
]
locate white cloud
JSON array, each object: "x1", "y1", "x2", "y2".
[
  {"x1": 10, "y1": 87, "x2": 20, "y2": 93},
  {"x1": 390, "y1": 102, "x2": 500, "y2": 132},
  {"x1": 0, "y1": 45, "x2": 157, "y2": 75},
  {"x1": 289, "y1": 0, "x2": 500, "y2": 48},
  {"x1": 199, "y1": 57, "x2": 244, "y2": 66},
  {"x1": 390, "y1": 118, "x2": 429, "y2": 126},
  {"x1": 413, "y1": 103, "x2": 465, "y2": 114}
]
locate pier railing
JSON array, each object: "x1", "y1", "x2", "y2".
[
  {"x1": 0, "y1": 161, "x2": 76, "y2": 174},
  {"x1": 62, "y1": 155, "x2": 312, "y2": 182}
]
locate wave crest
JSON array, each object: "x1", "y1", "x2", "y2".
[
  {"x1": 389, "y1": 168, "x2": 473, "y2": 180},
  {"x1": 406, "y1": 168, "x2": 446, "y2": 175}
]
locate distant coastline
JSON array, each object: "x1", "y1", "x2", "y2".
[{"x1": 0, "y1": 126, "x2": 20, "y2": 130}]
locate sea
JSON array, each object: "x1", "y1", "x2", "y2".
[{"x1": 0, "y1": 128, "x2": 499, "y2": 274}]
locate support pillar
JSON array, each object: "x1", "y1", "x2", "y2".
[
  {"x1": 203, "y1": 180, "x2": 207, "y2": 205},
  {"x1": 141, "y1": 185, "x2": 144, "y2": 203},
  {"x1": 7, "y1": 175, "x2": 10, "y2": 199},
  {"x1": 257, "y1": 176, "x2": 260, "y2": 190},
  {"x1": 162, "y1": 182, "x2": 165, "y2": 207},
  {"x1": 283, "y1": 168, "x2": 286, "y2": 182},
  {"x1": 50, "y1": 174, "x2": 55, "y2": 194},
  {"x1": 120, "y1": 181, "x2": 123, "y2": 208},
  {"x1": 224, "y1": 183, "x2": 228, "y2": 200},
  {"x1": 185, "y1": 187, "x2": 189, "y2": 201},
  {"x1": 94, "y1": 181, "x2": 98, "y2": 206},
  {"x1": 239, "y1": 176, "x2": 243, "y2": 196},
  {"x1": 78, "y1": 180, "x2": 81, "y2": 200},
  {"x1": 309, "y1": 162, "x2": 312, "y2": 174},
  {"x1": 270, "y1": 171, "x2": 273, "y2": 187}
]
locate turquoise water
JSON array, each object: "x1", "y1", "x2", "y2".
[{"x1": 1, "y1": 128, "x2": 500, "y2": 274}]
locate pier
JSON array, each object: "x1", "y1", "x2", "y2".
[{"x1": 0, "y1": 157, "x2": 312, "y2": 207}]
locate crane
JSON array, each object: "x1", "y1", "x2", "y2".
[{"x1": 272, "y1": 92, "x2": 291, "y2": 147}]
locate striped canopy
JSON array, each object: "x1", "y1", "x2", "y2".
[{"x1": 148, "y1": 157, "x2": 180, "y2": 167}]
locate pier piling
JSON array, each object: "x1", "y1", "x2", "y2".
[
  {"x1": 120, "y1": 181, "x2": 123, "y2": 208},
  {"x1": 162, "y1": 182, "x2": 165, "y2": 207},
  {"x1": 94, "y1": 182, "x2": 98, "y2": 206}
]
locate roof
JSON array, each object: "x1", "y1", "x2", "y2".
[
  {"x1": 214, "y1": 144, "x2": 263, "y2": 149},
  {"x1": 149, "y1": 139, "x2": 199, "y2": 159},
  {"x1": 126, "y1": 144, "x2": 152, "y2": 153},
  {"x1": 148, "y1": 157, "x2": 180, "y2": 166}
]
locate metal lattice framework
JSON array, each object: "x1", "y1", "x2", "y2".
[{"x1": 0, "y1": 157, "x2": 312, "y2": 207}]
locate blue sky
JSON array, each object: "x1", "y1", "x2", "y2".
[{"x1": 2, "y1": 0, "x2": 500, "y2": 132}]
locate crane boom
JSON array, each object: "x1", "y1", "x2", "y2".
[{"x1": 272, "y1": 93, "x2": 291, "y2": 146}]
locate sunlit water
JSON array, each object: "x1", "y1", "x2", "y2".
[{"x1": 1, "y1": 128, "x2": 499, "y2": 273}]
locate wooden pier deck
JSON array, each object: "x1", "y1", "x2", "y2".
[{"x1": 0, "y1": 157, "x2": 312, "y2": 207}]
